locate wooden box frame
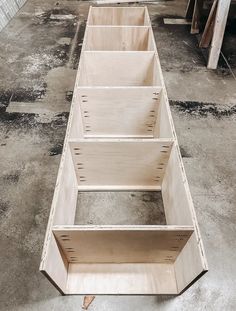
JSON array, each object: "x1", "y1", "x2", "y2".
[{"x1": 40, "y1": 6, "x2": 208, "y2": 295}]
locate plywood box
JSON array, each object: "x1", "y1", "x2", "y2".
[{"x1": 40, "y1": 6, "x2": 208, "y2": 295}]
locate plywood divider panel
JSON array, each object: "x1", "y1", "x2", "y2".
[
  {"x1": 67, "y1": 263, "x2": 177, "y2": 294},
  {"x1": 53, "y1": 225, "x2": 194, "y2": 263},
  {"x1": 75, "y1": 86, "x2": 162, "y2": 137},
  {"x1": 84, "y1": 26, "x2": 154, "y2": 51},
  {"x1": 69, "y1": 139, "x2": 173, "y2": 188}
]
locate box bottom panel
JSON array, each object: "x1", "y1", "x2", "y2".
[{"x1": 66, "y1": 263, "x2": 177, "y2": 294}]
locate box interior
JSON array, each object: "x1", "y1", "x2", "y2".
[
  {"x1": 84, "y1": 26, "x2": 154, "y2": 51},
  {"x1": 77, "y1": 52, "x2": 160, "y2": 86},
  {"x1": 87, "y1": 7, "x2": 148, "y2": 26}
]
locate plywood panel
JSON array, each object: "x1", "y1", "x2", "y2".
[
  {"x1": 76, "y1": 87, "x2": 161, "y2": 137},
  {"x1": 67, "y1": 263, "x2": 177, "y2": 294},
  {"x1": 53, "y1": 225, "x2": 193, "y2": 263},
  {"x1": 162, "y1": 145, "x2": 193, "y2": 226},
  {"x1": 69, "y1": 139, "x2": 173, "y2": 188},
  {"x1": 174, "y1": 233, "x2": 208, "y2": 293}
]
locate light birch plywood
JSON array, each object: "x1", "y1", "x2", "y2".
[
  {"x1": 53, "y1": 225, "x2": 194, "y2": 263},
  {"x1": 66, "y1": 263, "x2": 177, "y2": 294},
  {"x1": 40, "y1": 6, "x2": 208, "y2": 295},
  {"x1": 69, "y1": 139, "x2": 173, "y2": 189},
  {"x1": 75, "y1": 86, "x2": 161, "y2": 137}
]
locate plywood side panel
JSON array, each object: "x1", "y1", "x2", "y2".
[
  {"x1": 162, "y1": 145, "x2": 193, "y2": 225},
  {"x1": 162, "y1": 145, "x2": 208, "y2": 291},
  {"x1": 41, "y1": 235, "x2": 68, "y2": 294},
  {"x1": 76, "y1": 87, "x2": 161, "y2": 137},
  {"x1": 40, "y1": 76, "x2": 80, "y2": 293},
  {"x1": 53, "y1": 226, "x2": 193, "y2": 263},
  {"x1": 67, "y1": 263, "x2": 177, "y2": 294},
  {"x1": 147, "y1": 6, "x2": 208, "y2": 288},
  {"x1": 69, "y1": 139, "x2": 173, "y2": 187},
  {"x1": 156, "y1": 91, "x2": 174, "y2": 139},
  {"x1": 174, "y1": 233, "x2": 207, "y2": 293},
  {"x1": 85, "y1": 26, "x2": 154, "y2": 51},
  {"x1": 40, "y1": 145, "x2": 78, "y2": 292}
]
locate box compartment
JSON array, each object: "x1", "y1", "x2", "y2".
[
  {"x1": 84, "y1": 26, "x2": 155, "y2": 51},
  {"x1": 77, "y1": 51, "x2": 161, "y2": 87},
  {"x1": 75, "y1": 191, "x2": 166, "y2": 225},
  {"x1": 87, "y1": 7, "x2": 149, "y2": 26}
]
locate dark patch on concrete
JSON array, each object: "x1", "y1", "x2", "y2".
[
  {"x1": 0, "y1": 112, "x2": 36, "y2": 128},
  {"x1": 11, "y1": 87, "x2": 46, "y2": 102},
  {"x1": 180, "y1": 146, "x2": 192, "y2": 158},
  {"x1": 0, "y1": 200, "x2": 9, "y2": 216},
  {"x1": 3, "y1": 171, "x2": 20, "y2": 184},
  {"x1": 52, "y1": 44, "x2": 70, "y2": 64},
  {"x1": 142, "y1": 193, "x2": 157, "y2": 203},
  {"x1": 0, "y1": 90, "x2": 12, "y2": 112},
  {"x1": 151, "y1": 14, "x2": 236, "y2": 74},
  {"x1": 34, "y1": 8, "x2": 76, "y2": 25},
  {"x1": 0, "y1": 112, "x2": 69, "y2": 136},
  {"x1": 49, "y1": 142, "x2": 63, "y2": 156},
  {"x1": 170, "y1": 100, "x2": 236, "y2": 118},
  {"x1": 151, "y1": 14, "x2": 206, "y2": 72},
  {"x1": 0, "y1": 86, "x2": 47, "y2": 112},
  {"x1": 66, "y1": 91, "x2": 73, "y2": 102},
  {"x1": 30, "y1": 6, "x2": 83, "y2": 69}
]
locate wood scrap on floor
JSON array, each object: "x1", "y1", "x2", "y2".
[
  {"x1": 82, "y1": 296, "x2": 95, "y2": 310},
  {"x1": 164, "y1": 18, "x2": 192, "y2": 25}
]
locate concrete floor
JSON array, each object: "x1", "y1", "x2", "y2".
[{"x1": 0, "y1": 0, "x2": 236, "y2": 310}]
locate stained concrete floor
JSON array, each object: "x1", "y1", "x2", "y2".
[{"x1": 0, "y1": 0, "x2": 236, "y2": 310}]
